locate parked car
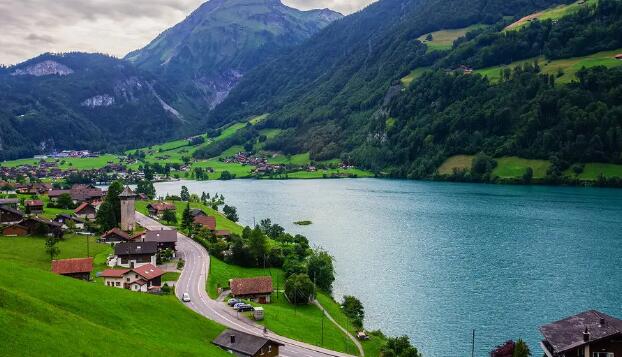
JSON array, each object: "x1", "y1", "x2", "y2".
[
  {"x1": 228, "y1": 298, "x2": 241, "y2": 306},
  {"x1": 237, "y1": 304, "x2": 254, "y2": 312},
  {"x1": 233, "y1": 302, "x2": 245, "y2": 310},
  {"x1": 182, "y1": 293, "x2": 191, "y2": 302}
]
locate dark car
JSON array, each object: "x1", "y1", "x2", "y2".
[{"x1": 237, "y1": 304, "x2": 254, "y2": 312}]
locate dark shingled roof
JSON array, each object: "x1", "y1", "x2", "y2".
[
  {"x1": 212, "y1": 329, "x2": 282, "y2": 356},
  {"x1": 540, "y1": 310, "x2": 622, "y2": 353},
  {"x1": 114, "y1": 241, "x2": 157, "y2": 256},
  {"x1": 230, "y1": 276, "x2": 272, "y2": 296},
  {"x1": 144, "y1": 229, "x2": 178, "y2": 243}
]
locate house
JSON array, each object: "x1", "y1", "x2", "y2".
[
  {"x1": 215, "y1": 230, "x2": 231, "y2": 239},
  {"x1": 24, "y1": 200, "x2": 44, "y2": 214},
  {"x1": 100, "y1": 263, "x2": 164, "y2": 292},
  {"x1": 47, "y1": 189, "x2": 71, "y2": 202},
  {"x1": 212, "y1": 329, "x2": 283, "y2": 357},
  {"x1": 146, "y1": 202, "x2": 176, "y2": 217},
  {"x1": 0, "y1": 198, "x2": 19, "y2": 209},
  {"x1": 615, "y1": 53, "x2": 622, "y2": 60},
  {"x1": 143, "y1": 229, "x2": 177, "y2": 252},
  {"x1": 540, "y1": 310, "x2": 622, "y2": 357},
  {"x1": 491, "y1": 341, "x2": 515, "y2": 357},
  {"x1": 1, "y1": 224, "x2": 29, "y2": 236},
  {"x1": 74, "y1": 201, "x2": 98, "y2": 220},
  {"x1": 69, "y1": 184, "x2": 103, "y2": 203},
  {"x1": 100, "y1": 227, "x2": 132, "y2": 245},
  {"x1": 51, "y1": 257, "x2": 93, "y2": 281},
  {"x1": 112, "y1": 241, "x2": 158, "y2": 268},
  {"x1": 193, "y1": 215, "x2": 216, "y2": 230},
  {"x1": 53, "y1": 214, "x2": 85, "y2": 229},
  {"x1": 229, "y1": 276, "x2": 273, "y2": 304},
  {"x1": 0, "y1": 206, "x2": 24, "y2": 224},
  {"x1": 20, "y1": 216, "x2": 63, "y2": 237}
]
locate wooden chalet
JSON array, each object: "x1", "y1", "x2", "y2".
[
  {"x1": 0, "y1": 198, "x2": 19, "y2": 209},
  {"x1": 143, "y1": 229, "x2": 177, "y2": 252},
  {"x1": 51, "y1": 258, "x2": 93, "y2": 281},
  {"x1": 74, "y1": 201, "x2": 98, "y2": 220},
  {"x1": 193, "y1": 215, "x2": 216, "y2": 230},
  {"x1": 113, "y1": 241, "x2": 158, "y2": 268},
  {"x1": 0, "y1": 206, "x2": 24, "y2": 224},
  {"x1": 100, "y1": 227, "x2": 132, "y2": 245},
  {"x1": 212, "y1": 329, "x2": 283, "y2": 357},
  {"x1": 229, "y1": 276, "x2": 273, "y2": 304},
  {"x1": 146, "y1": 202, "x2": 176, "y2": 217},
  {"x1": 24, "y1": 199, "x2": 44, "y2": 214}
]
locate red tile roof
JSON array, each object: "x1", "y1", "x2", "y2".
[
  {"x1": 215, "y1": 230, "x2": 231, "y2": 237},
  {"x1": 51, "y1": 258, "x2": 93, "y2": 275},
  {"x1": 194, "y1": 215, "x2": 216, "y2": 230},
  {"x1": 25, "y1": 200, "x2": 44, "y2": 206},
  {"x1": 102, "y1": 227, "x2": 131, "y2": 241},
  {"x1": 99, "y1": 269, "x2": 130, "y2": 278},
  {"x1": 230, "y1": 276, "x2": 273, "y2": 296},
  {"x1": 74, "y1": 202, "x2": 94, "y2": 214},
  {"x1": 148, "y1": 202, "x2": 176, "y2": 212},
  {"x1": 133, "y1": 264, "x2": 164, "y2": 280}
]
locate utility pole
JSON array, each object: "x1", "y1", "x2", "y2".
[
  {"x1": 471, "y1": 329, "x2": 475, "y2": 357},
  {"x1": 86, "y1": 235, "x2": 90, "y2": 257}
]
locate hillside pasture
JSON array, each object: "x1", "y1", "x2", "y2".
[
  {"x1": 418, "y1": 24, "x2": 486, "y2": 52},
  {"x1": 505, "y1": 0, "x2": 597, "y2": 31}
]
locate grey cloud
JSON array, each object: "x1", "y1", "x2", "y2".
[{"x1": 0, "y1": 0, "x2": 375, "y2": 65}]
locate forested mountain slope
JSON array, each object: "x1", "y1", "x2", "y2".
[{"x1": 207, "y1": 0, "x2": 622, "y2": 181}]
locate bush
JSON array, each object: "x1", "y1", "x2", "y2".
[{"x1": 284, "y1": 274, "x2": 315, "y2": 305}]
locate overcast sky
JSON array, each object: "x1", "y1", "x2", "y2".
[{"x1": 0, "y1": 0, "x2": 376, "y2": 66}]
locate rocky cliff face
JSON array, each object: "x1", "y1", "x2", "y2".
[
  {"x1": 126, "y1": 0, "x2": 342, "y2": 110},
  {"x1": 11, "y1": 60, "x2": 74, "y2": 76}
]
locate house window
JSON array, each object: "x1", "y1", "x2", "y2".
[
  {"x1": 260, "y1": 347, "x2": 264, "y2": 355},
  {"x1": 135, "y1": 274, "x2": 138, "y2": 278},
  {"x1": 593, "y1": 353, "x2": 614, "y2": 357},
  {"x1": 268, "y1": 345, "x2": 272, "y2": 352},
  {"x1": 116, "y1": 282, "x2": 120, "y2": 287},
  {"x1": 126, "y1": 278, "x2": 130, "y2": 282}
]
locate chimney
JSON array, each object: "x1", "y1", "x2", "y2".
[
  {"x1": 583, "y1": 327, "x2": 590, "y2": 342},
  {"x1": 600, "y1": 317, "x2": 606, "y2": 326},
  {"x1": 230, "y1": 335, "x2": 236, "y2": 344}
]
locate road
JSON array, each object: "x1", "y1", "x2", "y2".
[{"x1": 135, "y1": 212, "x2": 358, "y2": 357}]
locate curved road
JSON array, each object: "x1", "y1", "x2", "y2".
[{"x1": 136, "y1": 212, "x2": 358, "y2": 357}]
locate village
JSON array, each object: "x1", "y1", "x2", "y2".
[{"x1": 1, "y1": 179, "x2": 621, "y2": 357}]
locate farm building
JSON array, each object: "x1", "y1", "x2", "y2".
[
  {"x1": 51, "y1": 258, "x2": 93, "y2": 281},
  {"x1": 212, "y1": 329, "x2": 283, "y2": 357},
  {"x1": 229, "y1": 276, "x2": 273, "y2": 304}
]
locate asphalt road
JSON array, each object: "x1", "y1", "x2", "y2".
[{"x1": 135, "y1": 212, "x2": 357, "y2": 357}]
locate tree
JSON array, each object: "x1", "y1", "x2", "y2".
[
  {"x1": 96, "y1": 200, "x2": 117, "y2": 232},
  {"x1": 471, "y1": 152, "x2": 497, "y2": 177},
  {"x1": 220, "y1": 171, "x2": 235, "y2": 180},
  {"x1": 181, "y1": 201, "x2": 193, "y2": 233},
  {"x1": 307, "y1": 249, "x2": 335, "y2": 292},
  {"x1": 57, "y1": 193, "x2": 74, "y2": 209},
  {"x1": 381, "y1": 335, "x2": 421, "y2": 357},
  {"x1": 45, "y1": 237, "x2": 60, "y2": 261},
  {"x1": 283, "y1": 255, "x2": 306, "y2": 277},
  {"x1": 180, "y1": 186, "x2": 190, "y2": 201},
  {"x1": 341, "y1": 295, "x2": 365, "y2": 329},
  {"x1": 136, "y1": 180, "x2": 156, "y2": 199},
  {"x1": 106, "y1": 181, "x2": 124, "y2": 224},
  {"x1": 248, "y1": 226, "x2": 268, "y2": 266},
  {"x1": 513, "y1": 339, "x2": 531, "y2": 357},
  {"x1": 522, "y1": 167, "x2": 533, "y2": 183},
  {"x1": 284, "y1": 274, "x2": 315, "y2": 305},
  {"x1": 162, "y1": 209, "x2": 177, "y2": 224},
  {"x1": 223, "y1": 205, "x2": 238, "y2": 222}
]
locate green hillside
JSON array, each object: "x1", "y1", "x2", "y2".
[
  {"x1": 505, "y1": 0, "x2": 598, "y2": 31},
  {"x1": 0, "y1": 240, "x2": 228, "y2": 356},
  {"x1": 418, "y1": 24, "x2": 487, "y2": 52}
]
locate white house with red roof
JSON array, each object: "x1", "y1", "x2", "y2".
[{"x1": 99, "y1": 263, "x2": 165, "y2": 292}]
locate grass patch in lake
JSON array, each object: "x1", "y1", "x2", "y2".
[{"x1": 294, "y1": 220, "x2": 312, "y2": 226}]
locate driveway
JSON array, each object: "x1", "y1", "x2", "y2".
[{"x1": 135, "y1": 212, "x2": 357, "y2": 357}]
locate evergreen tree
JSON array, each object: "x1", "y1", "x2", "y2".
[
  {"x1": 513, "y1": 339, "x2": 531, "y2": 357},
  {"x1": 180, "y1": 186, "x2": 190, "y2": 201},
  {"x1": 181, "y1": 201, "x2": 193, "y2": 233},
  {"x1": 136, "y1": 180, "x2": 156, "y2": 199}
]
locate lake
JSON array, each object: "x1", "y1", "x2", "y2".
[{"x1": 153, "y1": 179, "x2": 622, "y2": 356}]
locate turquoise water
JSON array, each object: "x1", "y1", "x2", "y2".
[{"x1": 154, "y1": 179, "x2": 622, "y2": 356}]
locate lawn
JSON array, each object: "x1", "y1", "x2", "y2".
[
  {"x1": 437, "y1": 155, "x2": 474, "y2": 175},
  {"x1": 492, "y1": 156, "x2": 550, "y2": 179},
  {"x1": 400, "y1": 67, "x2": 431, "y2": 87},
  {"x1": 418, "y1": 24, "x2": 487, "y2": 51},
  {"x1": 207, "y1": 257, "x2": 284, "y2": 298},
  {"x1": 0, "y1": 234, "x2": 111, "y2": 272},
  {"x1": 162, "y1": 272, "x2": 181, "y2": 282},
  {"x1": 0, "y1": 260, "x2": 228, "y2": 356},
  {"x1": 564, "y1": 162, "x2": 622, "y2": 180},
  {"x1": 283, "y1": 168, "x2": 375, "y2": 179},
  {"x1": 505, "y1": 0, "x2": 597, "y2": 31},
  {"x1": 268, "y1": 152, "x2": 312, "y2": 165},
  {"x1": 1, "y1": 154, "x2": 120, "y2": 170}
]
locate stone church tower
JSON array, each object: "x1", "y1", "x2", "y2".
[{"x1": 119, "y1": 186, "x2": 137, "y2": 231}]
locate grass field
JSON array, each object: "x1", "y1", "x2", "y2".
[
  {"x1": 475, "y1": 49, "x2": 622, "y2": 84},
  {"x1": 437, "y1": 155, "x2": 474, "y2": 175},
  {"x1": 400, "y1": 67, "x2": 431, "y2": 87},
  {"x1": 418, "y1": 24, "x2": 486, "y2": 52},
  {"x1": 0, "y1": 260, "x2": 228, "y2": 356},
  {"x1": 492, "y1": 157, "x2": 550, "y2": 179},
  {"x1": 505, "y1": 0, "x2": 597, "y2": 31},
  {"x1": 207, "y1": 257, "x2": 284, "y2": 298},
  {"x1": 1, "y1": 154, "x2": 120, "y2": 170},
  {"x1": 268, "y1": 152, "x2": 312, "y2": 165},
  {"x1": 564, "y1": 162, "x2": 622, "y2": 180}
]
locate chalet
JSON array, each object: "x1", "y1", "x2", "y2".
[
  {"x1": 193, "y1": 215, "x2": 216, "y2": 230},
  {"x1": 112, "y1": 241, "x2": 158, "y2": 268},
  {"x1": 212, "y1": 329, "x2": 283, "y2": 357},
  {"x1": 0, "y1": 206, "x2": 24, "y2": 224},
  {"x1": 0, "y1": 198, "x2": 19, "y2": 209},
  {"x1": 47, "y1": 189, "x2": 71, "y2": 202},
  {"x1": 74, "y1": 201, "x2": 98, "y2": 220},
  {"x1": 100, "y1": 227, "x2": 132, "y2": 245},
  {"x1": 17, "y1": 183, "x2": 51, "y2": 195},
  {"x1": 100, "y1": 263, "x2": 164, "y2": 292},
  {"x1": 215, "y1": 230, "x2": 231, "y2": 239},
  {"x1": 146, "y1": 202, "x2": 176, "y2": 217},
  {"x1": 540, "y1": 310, "x2": 622, "y2": 357},
  {"x1": 229, "y1": 276, "x2": 273, "y2": 304},
  {"x1": 24, "y1": 200, "x2": 44, "y2": 214},
  {"x1": 53, "y1": 214, "x2": 85, "y2": 229},
  {"x1": 189, "y1": 208, "x2": 206, "y2": 218},
  {"x1": 1, "y1": 224, "x2": 29, "y2": 236},
  {"x1": 143, "y1": 229, "x2": 177, "y2": 252},
  {"x1": 51, "y1": 257, "x2": 93, "y2": 281},
  {"x1": 20, "y1": 217, "x2": 63, "y2": 237},
  {"x1": 69, "y1": 184, "x2": 103, "y2": 203}
]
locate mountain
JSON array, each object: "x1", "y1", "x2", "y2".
[
  {"x1": 0, "y1": 0, "x2": 341, "y2": 161},
  {"x1": 126, "y1": 0, "x2": 342, "y2": 110},
  {"x1": 205, "y1": 0, "x2": 622, "y2": 180},
  {"x1": 0, "y1": 52, "x2": 187, "y2": 160}
]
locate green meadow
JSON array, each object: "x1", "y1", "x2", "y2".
[
  {"x1": 505, "y1": 0, "x2": 598, "y2": 31},
  {"x1": 418, "y1": 24, "x2": 487, "y2": 52}
]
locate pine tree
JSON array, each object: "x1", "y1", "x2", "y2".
[{"x1": 181, "y1": 201, "x2": 193, "y2": 233}]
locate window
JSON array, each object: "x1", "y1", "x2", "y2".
[
  {"x1": 260, "y1": 347, "x2": 264, "y2": 355},
  {"x1": 135, "y1": 274, "x2": 138, "y2": 278},
  {"x1": 593, "y1": 352, "x2": 614, "y2": 357},
  {"x1": 126, "y1": 278, "x2": 130, "y2": 282},
  {"x1": 268, "y1": 346, "x2": 272, "y2": 352},
  {"x1": 116, "y1": 282, "x2": 120, "y2": 287}
]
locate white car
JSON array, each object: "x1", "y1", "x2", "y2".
[{"x1": 182, "y1": 293, "x2": 191, "y2": 302}]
